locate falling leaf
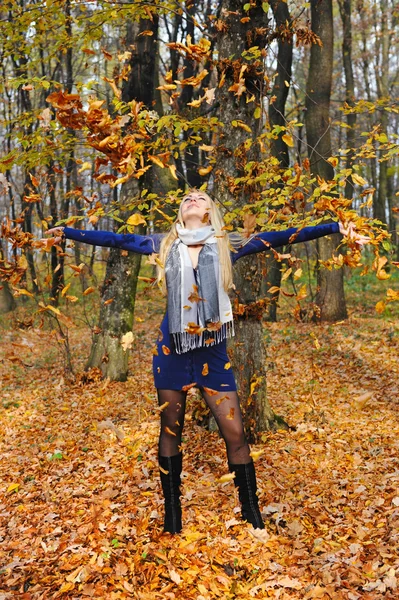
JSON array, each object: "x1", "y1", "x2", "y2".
[
  {"x1": 203, "y1": 386, "x2": 218, "y2": 396},
  {"x1": 162, "y1": 345, "x2": 171, "y2": 355},
  {"x1": 250, "y1": 449, "x2": 264, "y2": 461},
  {"x1": 202, "y1": 363, "x2": 209, "y2": 376},
  {"x1": 83, "y1": 286, "x2": 95, "y2": 296},
  {"x1": 165, "y1": 427, "x2": 176, "y2": 436},
  {"x1": 158, "y1": 401, "x2": 169, "y2": 412},
  {"x1": 127, "y1": 214, "x2": 146, "y2": 226},
  {"x1": 188, "y1": 285, "x2": 205, "y2": 303},
  {"x1": 206, "y1": 321, "x2": 222, "y2": 332},
  {"x1": 352, "y1": 173, "x2": 367, "y2": 186},
  {"x1": 216, "y1": 395, "x2": 228, "y2": 405},
  {"x1": 181, "y1": 383, "x2": 197, "y2": 392},
  {"x1": 198, "y1": 165, "x2": 213, "y2": 176},
  {"x1": 185, "y1": 323, "x2": 205, "y2": 335},
  {"x1": 217, "y1": 472, "x2": 235, "y2": 484},
  {"x1": 224, "y1": 362, "x2": 231, "y2": 370},
  {"x1": 243, "y1": 213, "x2": 257, "y2": 238},
  {"x1": 282, "y1": 134, "x2": 294, "y2": 147},
  {"x1": 121, "y1": 331, "x2": 134, "y2": 352},
  {"x1": 226, "y1": 408, "x2": 235, "y2": 420}
]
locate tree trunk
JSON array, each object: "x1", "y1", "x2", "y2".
[
  {"x1": 0, "y1": 282, "x2": 15, "y2": 314},
  {"x1": 338, "y1": 0, "x2": 357, "y2": 202},
  {"x1": 86, "y1": 206, "x2": 142, "y2": 380},
  {"x1": 374, "y1": 0, "x2": 389, "y2": 224},
  {"x1": 264, "y1": 0, "x2": 293, "y2": 322},
  {"x1": 86, "y1": 15, "x2": 158, "y2": 380},
  {"x1": 0, "y1": 242, "x2": 16, "y2": 314},
  {"x1": 215, "y1": 0, "x2": 284, "y2": 438},
  {"x1": 305, "y1": 0, "x2": 347, "y2": 321}
]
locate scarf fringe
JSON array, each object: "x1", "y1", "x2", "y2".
[{"x1": 172, "y1": 321, "x2": 235, "y2": 354}]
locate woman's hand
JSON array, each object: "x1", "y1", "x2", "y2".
[
  {"x1": 339, "y1": 221, "x2": 370, "y2": 247},
  {"x1": 39, "y1": 226, "x2": 65, "y2": 247}
]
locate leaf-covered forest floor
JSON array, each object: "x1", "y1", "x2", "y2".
[{"x1": 1, "y1": 283, "x2": 399, "y2": 599}]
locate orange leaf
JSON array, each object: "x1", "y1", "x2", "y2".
[
  {"x1": 203, "y1": 386, "x2": 218, "y2": 396},
  {"x1": 162, "y1": 345, "x2": 171, "y2": 355},
  {"x1": 202, "y1": 363, "x2": 209, "y2": 376},
  {"x1": 226, "y1": 407, "x2": 235, "y2": 420},
  {"x1": 83, "y1": 287, "x2": 95, "y2": 296},
  {"x1": 164, "y1": 427, "x2": 176, "y2": 436}
]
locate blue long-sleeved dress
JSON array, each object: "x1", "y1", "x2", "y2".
[{"x1": 64, "y1": 222, "x2": 339, "y2": 391}]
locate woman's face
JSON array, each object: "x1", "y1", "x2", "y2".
[{"x1": 180, "y1": 191, "x2": 211, "y2": 227}]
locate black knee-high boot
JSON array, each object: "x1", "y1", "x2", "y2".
[
  {"x1": 159, "y1": 453, "x2": 182, "y2": 534},
  {"x1": 228, "y1": 461, "x2": 264, "y2": 529}
]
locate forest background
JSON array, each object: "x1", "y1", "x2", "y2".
[{"x1": 1, "y1": 0, "x2": 399, "y2": 598}]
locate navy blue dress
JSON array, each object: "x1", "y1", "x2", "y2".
[{"x1": 64, "y1": 222, "x2": 339, "y2": 392}]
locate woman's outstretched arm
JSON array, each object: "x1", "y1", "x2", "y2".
[
  {"x1": 49, "y1": 226, "x2": 163, "y2": 255},
  {"x1": 232, "y1": 222, "x2": 340, "y2": 262}
]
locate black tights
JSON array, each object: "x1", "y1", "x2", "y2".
[{"x1": 157, "y1": 388, "x2": 251, "y2": 464}]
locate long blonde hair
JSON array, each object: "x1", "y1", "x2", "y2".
[{"x1": 157, "y1": 190, "x2": 233, "y2": 293}]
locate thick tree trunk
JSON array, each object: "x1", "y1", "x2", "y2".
[
  {"x1": 215, "y1": 0, "x2": 283, "y2": 437},
  {"x1": 0, "y1": 242, "x2": 15, "y2": 314},
  {"x1": 0, "y1": 282, "x2": 15, "y2": 314},
  {"x1": 86, "y1": 215, "x2": 142, "y2": 380},
  {"x1": 305, "y1": 0, "x2": 347, "y2": 321},
  {"x1": 87, "y1": 16, "x2": 159, "y2": 380}
]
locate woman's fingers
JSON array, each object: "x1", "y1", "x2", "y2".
[
  {"x1": 46, "y1": 226, "x2": 65, "y2": 236},
  {"x1": 339, "y1": 221, "x2": 370, "y2": 247}
]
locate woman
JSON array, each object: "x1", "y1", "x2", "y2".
[{"x1": 47, "y1": 190, "x2": 357, "y2": 533}]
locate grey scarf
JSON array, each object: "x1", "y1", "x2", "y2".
[{"x1": 165, "y1": 226, "x2": 234, "y2": 354}]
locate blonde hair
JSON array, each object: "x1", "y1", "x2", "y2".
[{"x1": 157, "y1": 190, "x2": 233, "y2": 293}]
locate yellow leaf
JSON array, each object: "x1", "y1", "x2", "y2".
[
  {"x1": 268, "y1": 286, "x2": 280, "y2": 294},
  {"x1": 377, "y1": 270, "x2": 390, "y2": 280},
  {"x1": 168, "y1": 164, "x2": 178, "y2": 180},
  {"x1": 327, "y1": 156, "x2": 338, "y2": 167},
  {"x1": 13, "y1": 288, "x2": 34, "y2": 298},
  {"x1": 7, "y1": 483, "x2": 19, "y2": 493},
  {"x1": 127, "y1": 213, "x2": 146, "y2": 226},
  {"x1": 61, "y1": 283, "x2": 71, "y2": 297},
  {"x1": 217, "y1": 472, "x2": 236, "y2": 484},
  {"x1": 148, "y1": 155, "x2": 165, "y2": 168},
  {"x1": 78, "y1": 162, "x2": 92, "y2": 174},
  {"x1": 66, "y1": 295, "x2": 79, "y2": 302},
  {"x1": 351, "y1": 173, "x2": 367, "y2": 186},
  {"x1": 250, "y1": 449, "x2": 264, "y2": 461},
  {"x1": 47, "y1": 305, "x2": 61, "y2": 315},
  {"x1": 375, "y1": 301, "x2": 386, "y2": 313},
  {"x1": 387, "y1": 288, "x2": 399, "y2": 302},
  {"x1": 198, "y1": 165, "x2": 213, "y2": 176},
  {"x1": 282, "y1": 133, "x2": 294, "y2": 147},
  {"x1": 281, "y1": 267, "x2": 292, "y2": 282},
  {"x1": 224, "y1": 362, "x2": 231, "y2": 370}
]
